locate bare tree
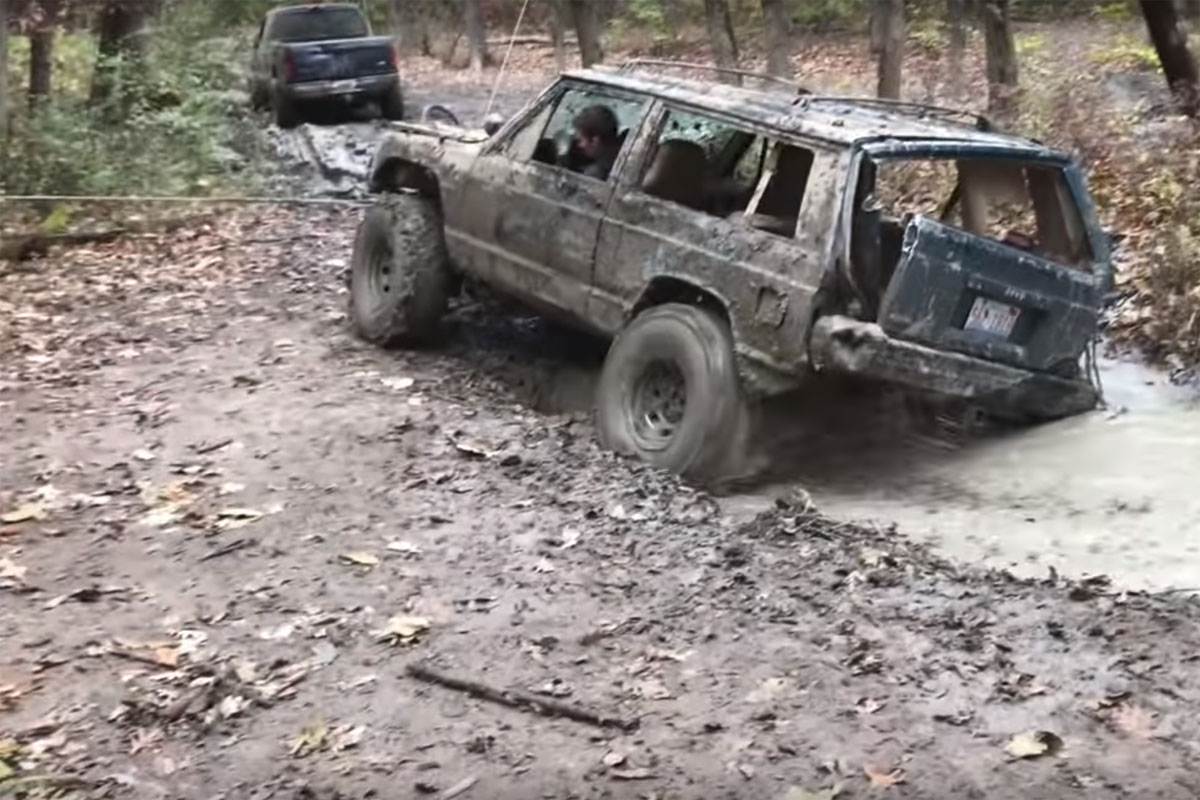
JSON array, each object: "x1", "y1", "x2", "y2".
[
  {"x1": 392, "y1": 0, "x2": 431, "y2": 57},
  {"x1": 463, "y1": 0, "x2": 488, "y2": 72},
  {"x1": 91, "y1": 0, "x2": 159, "y2": 105},
  {"x1": 703, "y1": 0, "x2": 739, "y2": 80},
  {"x1": 28, "y1": 27, "x2": 52, "y2": 104},
  {"x1": 546, "y1": 0, "x2": 566, "y2": 73},
  {"x1": 1141, "y1": 0, "x2": 1200, "y2": 116},
  {"x1": 875, "y1": 0, "x2": 903, "y2": 99},
  {"x1": 567, "y1": 0, "x2": 602, "y2": 67},
  {"x1": 0, "y1": 0, "x2": 8, "y2": 141},
  {"x1": 947, "y1": 0, "x2": 967, "y2": 98},
  {"x1": 982, "y1": 0, "x2": 1018, "y2": 119},
  {"x1": 760, "y1": 0, "x2": 793, "y2": 79}
]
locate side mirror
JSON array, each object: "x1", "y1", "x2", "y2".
[{"x1": 483, "y1": 113, "x2": 504, "y2": 136}]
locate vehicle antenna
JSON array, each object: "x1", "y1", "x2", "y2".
[{"x1": 486, "y1": 0, "x2": 532, "y2": 120}]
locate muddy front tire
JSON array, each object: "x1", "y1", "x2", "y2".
[
  {"x1": 350, "y1": 193, "x2": 449, "y2": 346},
  {"x1": 596, "y1": 303, "x2": 752, "y2": 484},
  {"x1": 380, "y1": 84, "x2": 405, "y2": 121},
  {"x1": 272, "y1": 89, "x2": 301, "y2": 129}
]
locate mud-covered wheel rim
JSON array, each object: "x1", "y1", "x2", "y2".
[
  {"x1": 626, "y1": 359, "x2": 688, "y2": 452},
  {"x1": 361, "y1": 228, "x2": 394, "y2": 314}
]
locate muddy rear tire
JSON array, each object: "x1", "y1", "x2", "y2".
[
  {"x1": 350, "y1": 193, "x2": 449, "y2": 347},
  {"x1": 380, "y1": 84, "x2": 405, "y2": 121},
  {"x1": 596, "y1": 303, "x2": 752, "y2": 484},
  {"x1": 273, "y1": 90, "x2": 301, "y2": 129}
]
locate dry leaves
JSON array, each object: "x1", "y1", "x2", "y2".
[
  {"x1": 376, "y1": 615, "x2": 431, "y2": 645},
  {"x1": 1004, "y1": 730, "x2": 1064, "y2": 760},
  {"x1": 863, "y1": 765, "x2": 905, "y2": 788},
  {"x1": 340, "y1": 551, "x2": 380, "y2": 567}
]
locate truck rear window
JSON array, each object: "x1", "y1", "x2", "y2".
[
  {"x1": 866, "y1": 155, "x2": 1093, "y2": 269},
  {"x1": 267, "y1": 7, "x2": 368, "y2": 42}
]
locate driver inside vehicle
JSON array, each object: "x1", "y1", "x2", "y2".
[{"x1": 569, "y1": 104, "x2": 621, "y2": 181}]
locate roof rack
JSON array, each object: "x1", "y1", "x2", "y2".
[
  {"x1": 796, "y1": 96, "x2": 993, "y2": 131},
  {"x1": 617, "y1": 58, "x2": 812, "y2": 96}
]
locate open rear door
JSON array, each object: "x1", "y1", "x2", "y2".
[{"x1": 877, "y1": 215, "x2": 1101, "y2": 374}]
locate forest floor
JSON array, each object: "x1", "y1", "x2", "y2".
[
  {"x1": 3, "y1": 17, "x2": 1200, "y2": 800},
  {"x1": 2, "y1": 204, "x2": 1200, "y2": 799}
]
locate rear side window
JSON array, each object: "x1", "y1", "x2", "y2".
[
  {"x1": 637, "y1": 108, "x2": 815, "y2": 239},
  {"x1": 266, "y1": 7, "x2": 368, "y2": 42}
]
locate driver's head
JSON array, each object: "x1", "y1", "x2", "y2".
[{"x1": 573, "y1": 105, "x2": 619, "y2": 159}]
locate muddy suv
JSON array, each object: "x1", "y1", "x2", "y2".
[{"x1": 349, "y1": 62, "x2": 1112, "y2": 481}]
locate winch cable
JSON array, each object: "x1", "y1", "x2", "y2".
[{"x1": 485, "y1": 0, "x2": 532, "y2": 120}]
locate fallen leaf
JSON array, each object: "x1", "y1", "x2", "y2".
[
  {"x1": 855, "y1": 697, "x2": 885, "y2": 716},
  {"x1": 290, "y1": 720, "x2": 329, "y2": 757},
  {"x1": 132, "y1": 449, "x2": 156, "y2": 462},
  {"x1": 1112, "y1": 703, "x2": 1158, "y2": 740},
  {"x1": 783, "y1": 788, "x2": 838, "y2": 800},
  {"x1": 216, "y1": 507, "x2": 263, "y2": 530},
  {"x1": 533, "y1": 557, "x2": 556, "y2": 573},
  {"x1": 559, "y1": 527, "x2": 581, "y2": 548},
  {"x1": 218, "y1": 695, "x2": 249, "y2": 719},
  {"x1": 218, "y1": 482, "x2": 245, "y2": 496},
  {"x1": 602, "y1": 751, "x2": 627, "y2": 768},
  {"x1": 0, "y1": 557, "x2": 28, "y2": 582},
  {"x1": 139, "y1": 504, "x2": 183, "y2": 528},
  {"x1": 380, "y1": 376, "x2": 415, "y2": 391},
  {"x1": 377, "y1": 615, "x2": 431, "y2": 644},
  {"x1": 259, "y1": 622, "x2": 296, "y2": 641},
  {"x1": 331, "y1": 724, "x2": 365, "y2": 752},
  {"x1": 386, "y1": 540, "x2": 422, "y2": 556},
  {"x1": 536, "y1": 678, "x2": 572, "y2": 697},
  {"x1": 1004, "y1": 730, "x2": 1064, "y2": 760},
  {"x1": 637, "y1": 679, "x2": 674, "y2": 700},
  {"x1": 340, "y1": 551, "x2": 380, "y2": 567},
  {"x1": 863, "y1": 765, "x2": 905, "y2": 787},
  {"x1": 153, "y1": 646, "x2": 179, "y2": 668},
  {"x1": 2, "y1": 501, "x2": 46, "y2": 523}
]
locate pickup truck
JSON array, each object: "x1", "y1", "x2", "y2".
[{"x1": 249, "y1": 3, "x2": 404, "y2": 128}]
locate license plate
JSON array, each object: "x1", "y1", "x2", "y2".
[
  {"x1": 964, "y1": 296, "x2": 1020, "y2": 338},
  {"x1": 330, "y1": 79, "x2": 357, "y2": 94}
]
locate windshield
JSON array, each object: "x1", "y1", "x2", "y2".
[{"x1": 267, "y1": 7, "x2": 368, "y2": 43}]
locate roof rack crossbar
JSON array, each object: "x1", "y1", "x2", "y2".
[
  {"x1": 798, "y1": 96, "x2": 992, "y2": 131},
  {"x1": 617, "y1": 58, "x2": 812, "y2": 96}
]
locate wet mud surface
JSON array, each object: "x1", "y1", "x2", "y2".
[{"x1": 4, "y1": 206, "x2": 1200, "y2": 799}]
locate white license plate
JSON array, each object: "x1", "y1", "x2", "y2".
[
  {"x1": 964, "y1": 296, "x2": 1020, "y2": 338},
  {"x1": 330, "y1": 79, "x2": 357, "y2": 94}
]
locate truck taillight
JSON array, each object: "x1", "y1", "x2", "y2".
[
  {"x1": 387, "y1": 44, "x2": 399, "y2": 70},
  {"x1": 283, "y1": 51, "x2": 298, "y2": 82}
]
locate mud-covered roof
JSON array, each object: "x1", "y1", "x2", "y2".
[{"x1": 568, "y1": 67, "x2": 1049, "y2": 154}]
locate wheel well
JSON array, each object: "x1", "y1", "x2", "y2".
[
  {"x1": 632, "y1": 277, "x2": 731, "y2": 323},
  {"x1": 370, "y1": 157, "x2": 441, "y2": 202}
]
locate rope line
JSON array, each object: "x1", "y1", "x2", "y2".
[
  {"x1": 486, "y1": 0, "x2": 533, "y2": 118},
  {"x1": 0, "y1": 194, "x2": 369, "y2": 207}
]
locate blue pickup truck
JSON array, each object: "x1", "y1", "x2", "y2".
[{"x1": 248, "y1": 3, "x2": 404, "y2": 128}]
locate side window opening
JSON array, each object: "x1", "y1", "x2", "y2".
[
  {"x1": 523, "y1": 88, "x2": 645, "y2": 181},
  {"x1": 638, "y1": 109, "x2": 814, "y2": 239}
]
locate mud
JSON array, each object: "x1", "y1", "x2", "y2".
[{"x1": 5, "y1": 206, "x2": 1200, "y2": 799}]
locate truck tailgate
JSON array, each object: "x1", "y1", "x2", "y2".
[
  {"x1": 287, "y1": 37, "x2": 394, "y2": 82},
  {"x1": 877, "y1": 216, "x2": 1101, "y2": 373}
]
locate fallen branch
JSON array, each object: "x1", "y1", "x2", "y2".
[
  {"x1": 406, "y1": 663, "x2": 638, "y2": 731},
  {"x1": 200, "y1": 537, "x2": 255, "y2": 562},
  {"x1": 484, "y1": 35, "x2": 576, "y2": 47}
]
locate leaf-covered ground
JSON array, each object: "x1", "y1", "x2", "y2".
[{"x1": 3, "y1": 207, "x2": 1200, "y2": 799}]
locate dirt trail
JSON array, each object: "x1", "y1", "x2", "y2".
[{"x1": 4, "y1": 207, "x2": 1200, "y2": 798}]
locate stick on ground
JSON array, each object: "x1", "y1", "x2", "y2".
[{"x1": 406, "y1": 663, "x2": 639, "y2": 731}]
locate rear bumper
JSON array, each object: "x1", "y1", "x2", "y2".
[
  {"x1": 810, "y1": 315, "x2": 1098, "y2": 420},
  {"x1": 283, "y1": 73, "x2": 397, "y2": 101}
]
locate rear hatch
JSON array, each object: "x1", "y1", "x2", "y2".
[
  {"x1": 288, "y1": 37, "x2": 396, "y2": 82},
  {"x1": 855, "y1": 147, "x2": 1109, "y2": 374}
]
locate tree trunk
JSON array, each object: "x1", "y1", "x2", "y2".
[
  {"x1": 869, "y1": 0, "x2": 885, "y2": 57},
  {"x1": 0, "y1": 0, "x2": 8, "y2": 143},
  {"x1": 1179, "y1": 0, "x2": 1200, "y2": 21},
  {"x1": 28, "y1": 28, "x2": 53, "y2": 105},
  {"x1": 761, "y1": 0, "x2": 793, "y2": 79},
  {"x1": 875, "y1": 0, "x2": 903, "y2": 99},
  {"x1": 392, "y1": 0, "x2": 431, "y2": 57},
  {"x1": 90, "y1": 0, "x2": 151, "y2": 106},
  {"x1": 982, "y1": 0, "x2": 1019, "y2": 120},
  {"x1": 947, "y1": 0, "x2": 967, "y2": 97},
  {"x1": 1141, "y1": 0, "x2": 1200, "y2": 116},
  {"x1": 703, "y1": 0, "x2": 739, "y2": 81},
  {"x1": 567, "y1": 0, "x2": 602, "y2": 67},
  {"x1": 547, "y1": 0, "x2": 567, "y2": 73},
  {"x1": 463, "y1": 0, "x2": 488, "y2": 72}
]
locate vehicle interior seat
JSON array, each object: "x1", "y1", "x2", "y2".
[{"x1": 641, "y1": 139, "x2": 709, "y2": 211}]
